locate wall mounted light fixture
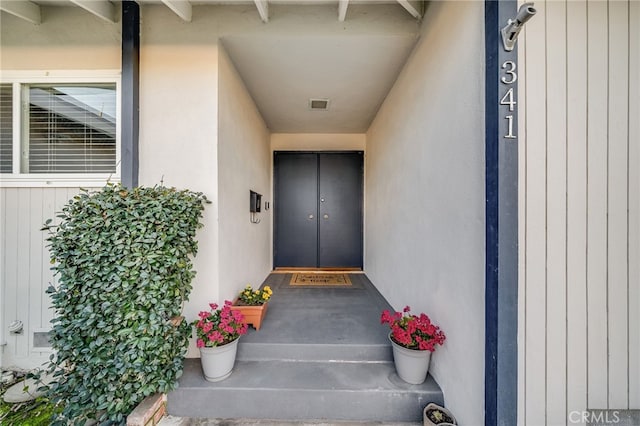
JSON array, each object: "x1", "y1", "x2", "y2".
[{"x1": 501, "y1": 2, "x2": 537, "y2": 52}]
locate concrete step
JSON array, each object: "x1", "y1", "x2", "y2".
[
  {"x1": 168, "y1": 359, "x2": 443, "y2": 423},
  {"x1": 236, "y1": 341, "x2": 393, "y2": 363},
  {"x1": 159, "y1": 415, "x2": 421, "y2": 425}
]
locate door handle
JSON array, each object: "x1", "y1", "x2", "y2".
[
  {"x1": 323, "y1": 214, "x2": 329, "y2": 219},
  {"x1": 308, "y1": 214, "x2": 314, "y2": 220}
]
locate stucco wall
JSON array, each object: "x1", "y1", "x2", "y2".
[
  {"x1": 518, "y1": 1, "x2": 640, "y2": 424},
  {"x1": 0, "y1": 5, "x2": 120, "y2": 70},
  {"x1": 365, "y1": 2, "x2": 485, "y2": 424},
  {"x1": 217, "y1": 46, "x2": 272, "y2": 305},
  {"x1": 138, "y1": 6, "x2": 221, "y2": 344},
  {"x1": 271, "y1": 133, "x2": 365, "y2": 151}
]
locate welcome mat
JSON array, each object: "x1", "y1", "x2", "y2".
[{"x1": 289, "y1": 273, "x2": 352, "y2": 286}]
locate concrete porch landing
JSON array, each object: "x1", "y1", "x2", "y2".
[{"x1": 167, "y1": 273, "x2": 443, "y2": 423}]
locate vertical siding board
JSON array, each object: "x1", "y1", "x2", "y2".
[
  {"x1": 524, "y1": 1, "x2": 548, "y2": 423},
  {"x1": 606, "y1": 0, "x2": 630, "y2": 409},
  {"x1": 41, "y1": 189, "x2": 57, "y2": 328},
  {"x1": 628, "y1": 0, "x2": 640, "y2": 409},
  {"x1": 3, "y1": 189, "x2": 19, "y2": 357},
  {"x1": 545, "y1": 2, "x2": 569, "y2": 424},
  {"x1": 566, "y1": 0, "x2": 589, "y2": 420},
  {"x1": 16, "y1": 189, "x2": 31, "y2": 357},
  {"x1": 28, "y1": 189, "x2": 44, "y2": 337},
  {"x1": 518, "y1": 21, "x2": 529, "y2": 426},
  {"x1": 586, "y1": 0, "x2": 610, "y2": 409},
  {"x1": 0, "y1": 189, "x2": 6, "y2": 361}
]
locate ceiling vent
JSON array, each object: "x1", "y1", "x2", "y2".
[{"x1": 309, "y1": 98, "x2": 330, "y2": 111}]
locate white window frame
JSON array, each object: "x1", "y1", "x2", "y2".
[{"x1": 0, "y1": 70, "x2": 121, "y2": 188}]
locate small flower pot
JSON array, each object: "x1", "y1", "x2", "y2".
[
  {"x1": 199, "y1": 337, "x2": 240, "y2": 382},
  {"x1": 230, "y1": 300, "x2": 268, "y2": 330},
  {"x1": 423, "y1": 403, "x2": 457, "y2": 426},
  {"x1": 389, "y1": 333, "x2": 432, "y2": 385}
]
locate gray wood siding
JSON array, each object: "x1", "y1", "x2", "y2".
[
  {"x1": 0, "y1": 187, "x2": 97, "y2": 368},
  {"x1": 518, "y1": 1, "x2": 639, "y2": 424}
]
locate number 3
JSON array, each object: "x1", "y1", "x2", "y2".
[{"x1": 501, "y1": 61, "x2": 517, "y2": 84}]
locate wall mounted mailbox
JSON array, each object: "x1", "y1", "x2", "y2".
[
  {"x1": 250, "y1": 190, "x2": 262, "y2": 223},
  {"x1": 250, "y1": 190, "x2": 262, "y2": 213}
]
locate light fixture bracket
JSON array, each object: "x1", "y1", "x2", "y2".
[{"x1": 501, "y1": 2, "x2": 537, "y2": 52}]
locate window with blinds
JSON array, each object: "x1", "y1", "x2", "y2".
[
  {"x1": 25, "y1": 84, "x2": 117, "y2": 174},
  {"x1": 0, "y1": 84, "x2": 12, "y2": 173}
]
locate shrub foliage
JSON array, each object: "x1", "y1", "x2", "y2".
[{"x1": 43, "y1": 184, "x2": 208, "y2": 424}]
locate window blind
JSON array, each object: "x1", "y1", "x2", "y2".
[
  {"x1": 0, "y1": 84, "x2": 12, "y2": 173},
  {"x1": 26, "y1": 84, "x2": 116, "y2": 174}
]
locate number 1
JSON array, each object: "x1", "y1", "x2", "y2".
[{"x1": 505, "y1": 115, "x2": 516, "y2": 139}]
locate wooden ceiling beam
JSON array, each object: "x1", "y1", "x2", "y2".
[
  {"x1": 70, "y1": 0, "x2": 116, "y2": 23},
  {"x1": 0, "y1": 0, "x2": 41, "y2": 24},
  {"x1": 254, "y1": 0, "x2": 269, "y2": 23},
  {"x1": 161, "y1": 0, "x2": 193, "y2": 22},
  {"x1": 338, "y1": 0, "x2": 349, "y2": 22},
  {"x1": 396, "y1": 0, "x2": 422, "y2": 19}
]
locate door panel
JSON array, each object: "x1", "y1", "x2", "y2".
[
  {"x1": 274, "y1": 151, "x2": 363, "y2": 268},
  {"x1": 274, "y1": 153, "x2": 318, "y2": 267},
  {"x1": 319, "y1": 153, "x2": 363, "y2": 268}
]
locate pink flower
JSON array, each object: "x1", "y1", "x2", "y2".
[
  {"x1": 380, "y1": 310, "x2": 392, "y2": 325},
  {"x1": 208, "y1": 331, "x2": 223, "y2": 343},
  {"x1": 418, "y1": 339, "x2": 432, "y2": 351},
  {"x1": 194, "y1": 300, "x2": 249, "y2": 347},
  {"x1": 426, "y1": 324, "x2": 437, "y2": 336},
  {"x1": 381, "y1": 306, "x2": 446, "y2": 352},
  {"x1": 232, "y1": 310, "x2": 244, "y2": 322},
  {"x1": 392, "y1": 328, "x2": 412, "y2": 346}
]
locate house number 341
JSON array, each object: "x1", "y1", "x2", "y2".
[{"x1": 500, "y1": 60, "x2": 517, "y2": 139}]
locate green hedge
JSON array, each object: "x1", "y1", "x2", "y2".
[{"x1": 43, "y1": 184, "x2": 208, "y2": 425}]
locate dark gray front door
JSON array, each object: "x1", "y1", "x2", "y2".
[{"x1": 274, "y1": 152, "x2": 363, "y2": 268}]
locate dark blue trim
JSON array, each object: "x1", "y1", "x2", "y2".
[
  {"x1": 121, "y1": 1, "x2": 140, "y2": 188},
  {"x1": 484, "y1": 2, "x2": 500, "y2": 424},
  {"x1": 485, "y1": 1, "x2": 519, "y2": 425}
]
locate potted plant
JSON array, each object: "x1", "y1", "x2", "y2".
[
  {"x1": 230, "y1": 285, "x2": 273, "y2": 330},
  {"x1": 423, "y1": 402, "x2": 457, "y2": 425},
  {"x1": 193, "y1": 301, "x2": 248, "y2": 382},
  {"x1": 380, "y1": 306, "x2": 446, "y2": 384}
]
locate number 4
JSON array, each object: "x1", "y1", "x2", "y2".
[{"x1": 500, "y1": 88, "x2": 516, "y2": 111}]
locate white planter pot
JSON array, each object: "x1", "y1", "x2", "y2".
[
  {"x1": 389, "y1": 333, "x2": 431, "y2": 385},
  {"x1": 199, "y1": 337, "x2": 240, "y2": 382}
]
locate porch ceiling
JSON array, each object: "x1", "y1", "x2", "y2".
[
  {"x1": 222, "y1": 32, "x2": 419, "y2": 133},
  {"x1": 2, "y1": 0, "x2": 424, "y2": 133}
]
